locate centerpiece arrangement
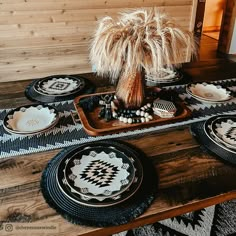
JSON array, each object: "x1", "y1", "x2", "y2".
[
  {"x1": 74, "y1": 8, "x2": 196, "y2": 136},
  {"x1": 90, "y1": 8, "x2": 197, "y2": 108}
]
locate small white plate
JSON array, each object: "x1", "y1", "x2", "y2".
[
  {"x1": 3, "y1": 104, "x2": 59, "y2": 135},
  {"x1": 187, "y1": 82, "x2": 232, "y2": 102}
]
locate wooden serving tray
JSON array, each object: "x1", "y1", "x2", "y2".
[{"x1": 73, "y1": 91, "x2": 192, "y2": 136}]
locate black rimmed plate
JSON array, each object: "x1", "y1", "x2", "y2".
[
  {"x1": 61, "y1": 145, "x2": 138, "y2": 201},
  {"x1": 41, "y1": 140, "x2": 157, "y2": 227},
  {"x1": 211, "y1": 116, "x2": 236, "y2": 150},
  {"x1": 145, "y1": 69, "x2": 183, "y2": 86},
  {"x1": 25, "y1": 75, "x2": 95, "y2": 103},
  {"x1": 204, "y1": 115, "x2": 236, "y2": 154},
  {"x1": 190, "y1": 120, "x2": 236, "y2": 165},
  {"x1": 34, "y1": 75, "x2": 85, "y2": 96},
  {"x1": 3, "y1": 104, "x2": 59, "y2": 135},
  {"x1": 56, "y1": 145, "x2": 143, "y2": 207}
]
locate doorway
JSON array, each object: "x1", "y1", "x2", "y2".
[{"x1": 202, "y1": 0, "x2": 225, "y2": 41}]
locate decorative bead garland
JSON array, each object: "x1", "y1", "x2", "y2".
[{"x1": 112, "y1": 103, "x2": 153, "y2": 124}]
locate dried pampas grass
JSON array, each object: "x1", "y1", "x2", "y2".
[
  {"x1": 90, "y1": 8, "x2": 197, "y2": 107},
  {"x1": 90, "y1": 8, "x2": 197, "y2": 84}
]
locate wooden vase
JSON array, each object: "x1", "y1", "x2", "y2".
[{"x1": 115, "y1": 71, "x2": 145, "y2": 108}]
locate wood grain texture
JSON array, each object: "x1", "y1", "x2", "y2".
[
  {"x1": 0, "y1": 60, "x2": 236, "y2": 235},
  {"x1": 0, "y1": 0, "x2": 197, "y2": 82}
]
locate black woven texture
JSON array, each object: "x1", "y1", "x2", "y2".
[
  {"x1": 190, "y1": 121, "x2": 236, "y2": 165},
  {"x1": 25, "y1": 76, "x2": 96, "y2": 103},
  {"x1": 40, "y1": 140, "x2": 158, "y2": 227}
]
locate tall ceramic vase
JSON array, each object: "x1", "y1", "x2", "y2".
[{"x1": 115, "y1": 70, "x2": 145, "y2": 108}]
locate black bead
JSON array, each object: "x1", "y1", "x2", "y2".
[
  {"x1": 105, "y1": 108, "x2": 112, "y2": 121},
  {"x1": 99, "y1": 107, "x2": 105, "y2": 118}
]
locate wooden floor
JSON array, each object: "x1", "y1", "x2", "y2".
[{"x1": 199, "y1": 34, "x2": 236, "y2": 62}]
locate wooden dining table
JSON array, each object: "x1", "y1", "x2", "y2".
[{"x1": 1, "y1": 59, "x2": 236, "y2": 236}]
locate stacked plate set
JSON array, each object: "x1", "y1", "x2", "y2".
[
  {"x1": 186, "y1": 82, "x2": 233, "y2": 103},
  {"x1": 191, "y1": 114, "x2": 236, "y2": 165},
  {"x1": 41, "y1": 140, "x2": 157, "y2": 226},
  {"x1": 25, "y1": 75, "x2": 89, "y2": 103},
  {"x1": 3, "y1": 104, "x2": 59, "y2": 135},
  {"x1": 145, "y1": 68, "x2": 183, "y2": 86}
]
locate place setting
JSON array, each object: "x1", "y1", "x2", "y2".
[
  {"x1": 25, "y1": 74, "x2": 96, "y2": 103},
  {"x1": 41, "y1": 140, "x2": 158, "y2": 227},
  {"x1": 2, "y1": 104, "x2": 60, "y2": 136},
  {"x1": 190, "y1": 114, "x2": 236, "y2": 165},
  {"x1": 145, "y1": 68, "x2": 184, "y2": 86},
  {"x1": 186, "y1": 82, "x2": 233, "y2": 103}
]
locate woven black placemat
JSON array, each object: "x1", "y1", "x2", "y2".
[
  {"x1": 40, "y1": 140, "x2": 158, "y2": 227},
  {"x1": 190, "y1": 121, "x2": 236, "y2": 165}
]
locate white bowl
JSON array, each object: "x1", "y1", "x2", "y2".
[{"x1": 4, "y1": 104, "x2": 59, "y2": 135}]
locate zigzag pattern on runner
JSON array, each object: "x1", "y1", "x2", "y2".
[{"x1": 1, "y1": 78, "x2": 236, "y2": 158}]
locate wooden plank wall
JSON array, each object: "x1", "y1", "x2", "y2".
[{"x1": 0, "y1": 0, "x2": 196, "y2": 82}]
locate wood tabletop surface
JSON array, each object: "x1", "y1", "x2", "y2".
[{"x1": 1, "y1": 59, "x2": 236, "y2": 236}]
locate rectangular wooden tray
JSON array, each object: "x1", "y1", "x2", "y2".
[{"x1": 74, "y1": 91, "x2": 192, "y2": 136}]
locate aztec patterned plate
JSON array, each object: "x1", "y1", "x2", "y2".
[
  {"x1": 56, "y1": 145, "x2": 143, "y2": 207},
  {"x1": 61, "y1": 145, "x2": 136, "y2": 200},
  {"x1": 25, "y1": 76, "x2": 95, "y2": 103},
  {"x1": 191, "y1": 121, "x2": 236, "y2": 165},
  {"x1": 41, "y1": 140, "x2": 157, "y2": 226},
  {"x1": 186, "y1": 83, "x2": 232, "y2": 102},
  {"x1": 34, "y1": 75, "x2": 85, "y2": 96},
  {"x1": 3, "y1": 104, "x2": 59, "y2": 135},
  {"x1": 204, "y1": 115, "x2": 236, "y2": 154},
  {"x1": 211, "y1": 116, "x2": 236, "y2": 148},
  {"x1": 145, "y1": 68, "x2": 183, "y2": 85}
]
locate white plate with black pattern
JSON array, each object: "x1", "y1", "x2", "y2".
[
  {"x1": 211, "y1": 116, "x2": 236, "y2": 148},
  {"x1": 56, "y1": 143, "x2": 143, "y2": 207},
  {"x1": 145, "y1": 68, "x2": 183, "y2": 85},
  {"x1": 34, "y1": 75, "x2": 85, "y2": 96},
  {"x1": 3, "y1": 104, "x2": 59, "y2": 135},
  {"x1": 187, "y1": 82, "x2": 232, "y2": 102},
  {"x1": 204, "y1": 115, "x2": 236, "y2": 154}
]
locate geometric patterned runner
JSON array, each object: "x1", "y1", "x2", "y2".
[
  {"x1": 1, "y1": 78, "x2": 236, "y2": 158},
  {"x1": 115, "y1": 199, "x2": 236, "y2": 236}
]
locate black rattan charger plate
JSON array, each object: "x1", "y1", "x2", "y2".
[
  {"x1": 25, "y1": 75, "x2": 96, "y2": 103},
  {"x1": 190, "y1": 121, "x2": 236, "y2": 165},
  {"x1": 41, "y1": 140, "x2": 158, "y2": 227}
]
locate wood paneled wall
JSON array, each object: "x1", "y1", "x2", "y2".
[{"x1": 0, "y1": 0, "x2": 197, "y2": 82}]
